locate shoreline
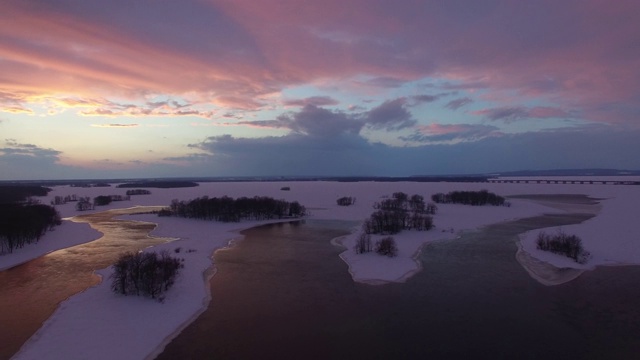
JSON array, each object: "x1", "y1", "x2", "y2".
[
  {"x1": 143, "y1": 263, "x2": 217, "y2": 360},
  {"x1": 512, "y1": 194, "x2": 601, "y2": 286},
  {"x1": 515, "y1": 241, "x2": 585, "y2": 286},
  {"x1": 143, "y1": 229, "x2": 254, "y2": 360}
]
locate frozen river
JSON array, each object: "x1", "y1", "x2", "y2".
[{"x1": 157, "y1": 215, "x2": 640, "y2": 359}]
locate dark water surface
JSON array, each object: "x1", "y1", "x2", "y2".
[
  {"x1": 157, "y1": 216, "x2": 640, "y2": 360},
  {"x1": 0, "y1": 207, "x2": 171, "y2": 360}
]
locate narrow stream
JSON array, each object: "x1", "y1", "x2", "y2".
[{"x1": 0, "y1": 207, "x2": 172, "y2": 360}]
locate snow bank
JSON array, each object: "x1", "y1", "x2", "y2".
[
  {"x1": 12, "y1": 210, "x2": 292, "y2": 360},
  {"x1": 0, "y1": 221, "x2": 101, "y2": 272},
  {"x1": 519, "y1": 189, "x2": 640, "y2": 270}
]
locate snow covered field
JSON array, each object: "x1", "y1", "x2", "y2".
[{"x1": 4, "y1": 180, "x2": 639, "y2": 359}]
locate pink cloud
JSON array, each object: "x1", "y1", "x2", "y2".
[{"x1": 0, "y1": 0, "x2": 638, "y2": 126}]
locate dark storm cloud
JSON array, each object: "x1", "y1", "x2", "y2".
[
  {"x1": 363, "y1": 99, "x2": 416, "y2": 131},
  {"x1": 227, "y1": 99, "x2": 419, "y2": 136},
  {"x1": 180, "y1": 126, "x2": 640, "y2": 177}
]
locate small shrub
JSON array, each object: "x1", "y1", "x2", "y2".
[
  {"x1": 425, "y1": 202, "x2": 438, "y2": 215},
  {"x1": 354, "y1": 232, "x2": 372, "y2": 254},
  {"x1": 337, "y1": 196, "x2": 356, "y2": 206},
  {"x1": 375, "y1": 236, "x2": 398, "y2": 257}
]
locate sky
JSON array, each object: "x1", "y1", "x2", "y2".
[{"x1": 1, "y1": 0, "x2": 639, "y2": 180}]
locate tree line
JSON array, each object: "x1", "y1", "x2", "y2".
[
  {"x1": 116, "y1": 181, "x2": 198, "y2": 189},
  {"x1": 431, "y1": 190, "x2": 508, "y2": 206},
  {"x1": 0, "y1": 203, "x2": 61, "y2": 254},
  {"x1": 0, "y1": 185, "x2": 50, "y2": 204},
  {"x1": 0, "y1": 186, "x2": 60, "y2": 254},
  {"x1": 159, "y1": 196, "x2": 307, "y2": 222},
  {"x1": 125, "y1": 189, "x2": 152, "y2": 195}
]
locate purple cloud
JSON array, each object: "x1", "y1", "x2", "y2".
[
  {"x1": 283, "y1": 96, "x2": 340, "y2": 107},
  {"x1": 363, "y1": 98, "x2": 416, "y2": 131},
  {"x1": 401, "y1": 123, "x2": 501, "y2": 143},
  {"x1": 445, "y1": 97, "x2": 473, "y2": 110},
  {"x1": 363, "y1": 77, "x2": 407, "y2": 88},
  {"x1": 226, "y1": 98, "x2": 418, "y2": 136},
  {"x1": 474, "y1": 106, "x2": 574, "y2": 123}
]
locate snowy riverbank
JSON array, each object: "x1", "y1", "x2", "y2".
[{"x1": 5, "y1": 181, "x2": 640, "y2": 359}]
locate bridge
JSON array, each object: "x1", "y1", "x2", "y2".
[{"x1": 487, "y1": 179, "x2": 640, "y2": 185}]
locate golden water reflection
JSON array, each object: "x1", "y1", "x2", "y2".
[{"x1": 0, "y1": 206, "x2": 172, "y2": 360}]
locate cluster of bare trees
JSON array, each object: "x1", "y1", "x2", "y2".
[
  {"x1": 336, "y1": 196, "x2": 356, "y2": 206},
  {"x1": 159, "y1": 196, "x2": 307, "y2": 222},
  {"x1": 76, "y1": 197, "x2": 93, "y2": 211},
  {"x1": 51, "y1": 194, "x2": 79, "y2": 205},
  {"x1": 363, "y1": 192, "x2": 435, "y2": 235},
  {"x1": 354, "y1": 232, "x2": 372, "y2": 254},
  {"x1": 536, "y1": 230, "x2": 591, "y2": 264},
  {"x1": 110, "y1": 251, "x2": 183, "y2": 301},
  {"x1": 355, "y1": 192, "x2": 435, "y2": 257},
  {"x1": 93, "y1": 194, "x2": 131, "y2": 207},
  {"x1": 431, "y1": 190, "x2": 507, "y2": 206},
  {"x1": 0, "y1": 203, "x2": 61, "y2": 254},
  {"x1": 375, "y1": 236, "x2": 398, "y2": 257},
  {"x1": 73, "y1": 194, "x2": 131, "y2": 211}
]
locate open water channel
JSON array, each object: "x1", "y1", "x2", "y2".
[{"x1": 157, "y1": 210, "x2": 640, "y2": 359}]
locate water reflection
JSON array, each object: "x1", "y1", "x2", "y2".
[
  {"x1": 0, "y1": 206, "x2": 172, "y2": 360},
  {"x1": 158, "y1": 217, "x2": 640, "y2": 360}
]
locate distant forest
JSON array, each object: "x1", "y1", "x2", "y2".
[
  {"x1": 116, "y1": 181, "x2": 199, "y2": 189},
  {"x1": 0, "y1": 186, "x2": 61, "y2": 254},
  {"x1": 0, "y1": 185, "x2": 50, "y2": 203},
  {"x1": 159, "y1": 196, "x2": 306, "y2": 222}
]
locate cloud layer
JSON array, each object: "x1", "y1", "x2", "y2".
[{"x1": 1, "y1": 0, "x2": 639, "y2": 179}]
